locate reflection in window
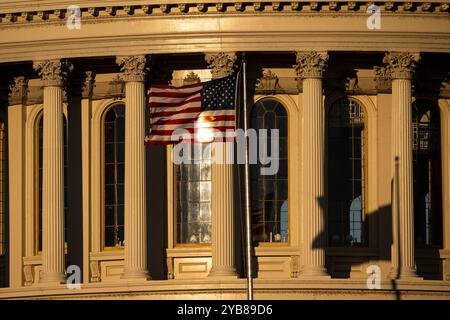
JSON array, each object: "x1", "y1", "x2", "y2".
[
  {"x1": 103, "y1": 104, "x2": 125, "y2": 248},
  {"x1": 0, "y1": 119, "x2": 7, "y2": 287},
  {"x1": 36, "y1": 114, "x2": 68, "y2": 253},
  {"x1": 176, "y1": 143, "x2": 211, "y2": 244},
  {"x1": 328, "y1": 98, "x2": 366, "y2": 246},
  {"x1": 413, "y1": 101, "x2": 442, "y2": 248},
  {"x1": 250, "y1": 99, "x2": 288, "y2": 244}
]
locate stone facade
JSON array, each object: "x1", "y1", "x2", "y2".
[{"x1": 0, "y1": 1, "x2": 449, "y2": 299}]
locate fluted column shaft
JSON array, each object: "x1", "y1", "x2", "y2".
[
  {"x1": 33, "y1": 60, "x2": 72, "y2": 284},
  {"x1": 209, "y1": 142, "x2": 237, "y2": 277},
  {"x1": 41, "y1": 85, "x2": 66, "y2": 283},
  {"x1": 301, "y1": 78, "x2": 328, "y2": 277},
  {"x1": 385, "y1": 52, "x2": 420, "y2": 279},
  {"x1": 392, "y1": 78, "x2": 417, "y2": 278},
  {"x1": 206, "y1": 52, "x2": 238, "y2": 278},
  {"x1": 117, "y1": 56, "x2": 149, "y2": 280},
  {"x1": 294, "y1": 51, "x2": 329, "y2": 278}
]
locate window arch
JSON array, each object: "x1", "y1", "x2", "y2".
[
  {"x1": 412, "y1": 101, "x2": 442, "y2": 248},
  {"x1": 102, "y1": 103, "x2": 125, "y2": 248},
  {"x1": 250, "y1": 98, "x2": 288, "y2": 244},
  {"x1": 328, "y1": 98, "x2": 367, "y2": 247},
  {"x1": 35, "y1": 112, "x2": 68, "y2": 254}
]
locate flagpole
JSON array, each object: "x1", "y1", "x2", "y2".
[{"x1": 242, "y1": 54, "x2": 254, "y2": 300}]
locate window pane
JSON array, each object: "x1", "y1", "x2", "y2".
[
  {"x1": 328, "y1": 99, "x2": 366, "y2": 247},
  {"x1": 103, "y1": 104, "x2": 126, "y2": 248},
  {"x1": 176, "y1": 144, "x2": 211, "y2": 244},
  {"x1": 250, "y1": 99, "x2": 289, "y2": 244},
  {"x1": 412, "y1": 102, "x2": 442, "y2": 248}
]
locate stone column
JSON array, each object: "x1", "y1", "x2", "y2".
[
  {"x1": 295, "y1": 51, "x2": 330, "y2": 278},
  {"x1": 384, "y1": 52, "x2": 420, "y2": 279},
  {"x1": 116, "y1": 55, "x2": 150, "y2": 280},
  {"x1": 33, "y1": 60, "x2": 72, "y2": 284},
  {"x1": 205, "y1": 52, "x2": 238, "y2": 278}
]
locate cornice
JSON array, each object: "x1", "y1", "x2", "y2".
[{"x1": 0, "y1": 1, "x2": 448, "y2": 25}]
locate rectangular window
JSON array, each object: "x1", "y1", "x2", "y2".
[{"x1": 175, "y1": 144, "x2": 211, "y2": 245}]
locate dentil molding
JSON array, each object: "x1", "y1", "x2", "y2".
[{"x1": 0, "y1": 1, "x2": 449, "y2": 25}]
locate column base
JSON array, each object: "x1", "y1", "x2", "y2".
[
  {"x1": 208, "y1": 266, "x2": 238, "y2": 279},
  {"x1": 121, "y1": 268, "x2": 151, "y2": 281},
  {"x1": 398, "y1": 267, "x2": 420, "y2": 280},
  {"x1": 39, "y1": 272, "x2": 66, "y2": 285},
  {"x1": 388, "y1": 267, "x2": 421, "y2": 281},
  {"x1": 299, "y1": 266, "x2": 330, "y2": 279}
]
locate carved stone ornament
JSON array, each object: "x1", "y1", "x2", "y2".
[
  {"x1": 108, "y1": 74, "x2": 125, "y2": 97},
  {"x1": 22, "y1": 11, "x2": 33, "y2": 21},
  {"x1": 254, "y1": 2, "x2": 263, "y2": 11},
  {"x1": 205, "y1": 52, "x2": 237, "y2": 79},
  {"x1": 291, "y1": 2, "x2": 301, "y2": 11},
  {"x1": 403, "y1": 2, "x2": 413, "y2": 11},
  {"x1": 9, "y1": 76, "x2": 29, "y2": 104},
  {"x1": 82, "y1": 71, "x2": 96, "y2": 98},
  {"x1": 33, "y1": 59, "x2": 73, "y2": 87},
  {"x1": 382, "y1": 52, "x2": 420, "y2": 80},
  {"x1": 179, "y1": 3, "x2": 188, "y2": 13},
  {"x1": 106, "y1": 6, "x2": 117, "y2": 15},
  {"x1": 183, "y1": 71, "x2": 201, "y2": 85},
  {"x1": 256, "y1": 69, "x2": 281, "y2": 91},
  {"x1": 329, "y1": 1, "x2": 338, "y2": 11},
  {"x1": 216, "y1": 3, "x2": 225, "y2": 12},
  {"x1": 373, "y1": 66, "x2": 392, "y2": 91},
  {"x1": 440, "y1": 3, "x2": 450, "y2": 12},
  {"x1": 116, "y1": 55, "x2": 148, "y2": 82},
  {"x1": 345, "y1": 75, "x2": 359, "y2": 91},
  {"x1": 384, "y1": 2, "x2": 395, "y2": 11},
  {"x1": 348, "y1": 1, "x2": 357, "y2": 10},
  {"x1": 294, "y1": 51, "x2": 329, "y2": 79}
]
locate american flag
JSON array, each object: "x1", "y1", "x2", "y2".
[{"x1": 144, "y1": 74, "x2": 238, "y2": 145}]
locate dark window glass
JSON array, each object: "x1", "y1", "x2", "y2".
[
  {"x1": 250, "y1": 99, "x2": 288, "y2": 244},
  {"x1": 413, "y1": 101, "x2": 442, "y2": 248},
  {"x1": 176, "y1": 144, "x2": 211, "y2": 244},
  {"x1": 328, "y1": 98, "x2": 366, "y2": 247},
  {"x1": 103, "y1": 104, "x2": 125, "y2": 248}
]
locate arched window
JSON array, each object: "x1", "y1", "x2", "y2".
[
  {"x1": 412, "y1": 101, "x2": 442, "y2": 248},
  {"x1": 250, "y1": 99, "x2": 288, "y2": 244},
  {"x1": 103, "y1": 104, "x2": 125, "y2": 248},
  {"x1": 36, "y1": 113, "x2": 68, "y2": 254},
  {"x1": 328, "y1": 98, "x2": 366, "y2": 247},
  {"x1": 175, "y1": 143, "x2": 212, "y2": 245},
  {"x1": 0, "y1": 117, "x2": 7, "y2": 287},
  {"x1": 36, "y1": 113, "x2": 43, "y2": 253}
]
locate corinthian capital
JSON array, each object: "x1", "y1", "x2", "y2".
[
  {"x1": 205, "y1": 52, "x2": 237, "y2": 79},
  {"x1": 294, "y1": 51, "x2": 329, "y2": 79},
  {"x1": 8, "y1": 76, "x2": 29, "y2": 105},
  {"x1": 116, "y1": 55, "x2": 149, "y2": 82},
  {"x1": 383, "y1": 52, "x2": 420, "y2": 80},
  {"x1": 33, "y1": 59, "x2": 73, "y2": 87}
]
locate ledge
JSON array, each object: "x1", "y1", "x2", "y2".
[{"x1": 0, "y1": 277, "x2": 449, "y2": 299}]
